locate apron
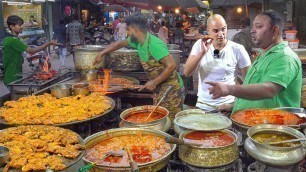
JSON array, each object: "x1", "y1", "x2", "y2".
[{"x1": 140, "y1": 53, "x2": 183, "y2": 124}]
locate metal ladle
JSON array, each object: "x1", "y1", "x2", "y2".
[
  {"x1": 144, "y1": 86, "x2": 173, "y2": 122},
  {"x1": 268, "y1": 138, "x2": 306, "y2": 145}
]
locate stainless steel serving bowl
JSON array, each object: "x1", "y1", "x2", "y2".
[
  {"x1": 245, "y1": 124, "x2": 306, "y2": 166},
  {"x1": 83, "y1": 128, "x2": 176, "y2": 171},
  {"x1": 119, "y1": 105, "x2": 170, "y2": 132},
  {"x1": 178, "y1": 129, "x2": 239, "y2": 168},
  {"x1": 50, "y1": 83, "x2": 72, "y2": 98},
  {"x1": 74, "y1": 45, "x2": 108, "y2": 71},
  {"x1": 81, "y1": 69, "x2": 98, "y2": 82},
  {"x1": 0, "y1": 146, "x2": 9, "y2": 167},
  {"x1": 72, "y1": 82, "x2": 90, "y2": 96}
]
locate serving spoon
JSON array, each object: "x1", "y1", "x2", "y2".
[
  {"x1": 165, "y1": 136, "x2": 203, "y2": 147},
  {"x1": 267, "y1": 138, "x2": 306, "y2": 145},
  {"x1": 78, "y1": 150, "x2": 125, "y2": 172},
  {"x1": 144, "y1": 86, "x2": 173, "y2": 122}
]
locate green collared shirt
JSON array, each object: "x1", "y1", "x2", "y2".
[
  {"x1": 3, "y1": 36, "x2": 28, "y2": 85},
  {"x1": 126, "y1": 33, "x2": 169, "y2": 62},
  {"x1": 127, "y1": 33, "x2": 184, "y2": 87},
  {"x1": 232, "y1": 42, "x2": 302, "y2": 113}
]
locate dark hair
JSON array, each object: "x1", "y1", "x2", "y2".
[
  {"x1": 115, "y1": 16, "x2": 119, "y2": 19},
  {"x1": 176, "y1": 22, "x2": 183, "y2": 28},
  {"x1": 72, "y1": 14, "x2": 79, "y2": 21},
  {"x1": 154, "y1": 14, "x2": 159, "y2": 20},
  {"x1": 161, "y1": 21, "x2": 166, "y2": 26},
  {"x1": 262, "y1": 9, "x2": 284, "y2": 31},
  {"x1": 7, "y1": 15, "x2": 24, "y2": 31},
  {"x1": 241, "y1": 17, "x2": 250, "y2": 26},
  {"x1": 125, "y1": 13, "x2": 148, "y2": 32},
  {"x1": 59, "y1": 18, "x2": 65, "y2": 25},
  {"x1": 182, "y1": 12, "x2": 188, "y2": 16}
]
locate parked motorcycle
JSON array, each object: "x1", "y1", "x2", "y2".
[{"x1": 84, "y1": 25, "x2": 112, "y2": 45}]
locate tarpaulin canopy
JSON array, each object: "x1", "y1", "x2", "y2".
[
  {"x1": 210, "y1": 0, "x2": 262, "y2": 8},
  {"x1": 104, "y1": 4, "x2": 131, "y2": 12},
  {"x1": 90, "y1": 0, "x2": 208, "y2": 10}
]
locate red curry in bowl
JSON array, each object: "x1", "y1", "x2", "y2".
[
  {"x1": 183, "y1": 131, "x2": 235, "y2": 147},
  {"x1": 124, "y1": 111, "x2": 167, "y2": 123},
  {"x1": 231, "y1": 109, "x2": 306, "y2": 127}
]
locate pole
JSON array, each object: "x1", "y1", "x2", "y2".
[
  {"x1": 0, "y1": 0, "x2": 6, "y2": 40},
  {"x1": 245, "y1": 0, "x2": 249, "y2": 17}
]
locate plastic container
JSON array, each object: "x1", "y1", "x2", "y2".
[
  {"x1": 288, "y1": 39, "x2": 299, "y2": 49},
  {"x1": 285, "y1": 30, "x2": 297, "y2": 40}
]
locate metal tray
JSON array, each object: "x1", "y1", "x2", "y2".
[
  {"x1": 0, "y1": 126, "x2": 85, "y2": 171},
  {"x1": 0, "y1": 96, "x2": 115, "y2": 127},
  {"x1": 174, "y1": 112, "x2": 232, "y2": 131}
]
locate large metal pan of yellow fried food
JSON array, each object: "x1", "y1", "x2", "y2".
[
  {"x1": 0, "y1": 125, "x2": 85, "y2": 172},
  {"x1": 0, "y1": 93, "x2": 116, "y2": 127}
]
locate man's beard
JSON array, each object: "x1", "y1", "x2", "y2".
[{"x1": 130, "y1": 35, "x2": 138, "y2": 43}]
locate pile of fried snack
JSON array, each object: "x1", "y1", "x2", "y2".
[
  {"x1": 0, "y1": 92, "x2": 112, "y2": 125},
  {"x1": 0, "y1": 125, "x2": 84, "y2": 171}
]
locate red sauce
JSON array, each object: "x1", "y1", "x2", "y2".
[
  {"x1": 124, "y1": 111, "x2": 166, "y2": 123},
  {"x1": 131, "y1": 146, "x2": 152, "y2": 163},
  {"x1": 184, "y1": 131, "x2": 235, "y2": 147},
  {"x1": 232, "y1": 109, "x2": 306, "y2": 126}
]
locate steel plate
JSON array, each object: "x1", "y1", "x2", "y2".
[
  {"x1": 0, "y1": 126, "x2": 85, "y2": 171},
  {"x1": 0, "y1": 96, "x2": 115, "y2": 127},
  {"x1": 174, "y1": 113, "x2": 232, "y2": 131}
]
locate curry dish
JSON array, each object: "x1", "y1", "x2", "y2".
[
  {"x1": 183, "y1": 131, "x2": 235, "y2": 147},
  {"x1": 231, "y1": 109, "x2": 306, "y2": 126},
  {"x1": 0, "y1": 125, "x2": 84, "y2": 171},
  {"x1": 85, "y1": 133, "x2": 171, "y2": 166},
  {"x1": 124, "y1": 111, "x2": 167, "y2": 123},
  {"x1": 0, "y1": 92, "x2": 112, "y2": 125},
  {"x1": 252, "y1": 131, "x2": 300, "y2": 147}
]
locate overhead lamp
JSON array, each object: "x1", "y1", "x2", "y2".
[
  {"x1": 157, "y1": 5, "x2": 162, "y2": 10},
  {"x1": 237, "y1": 7, "x2": 242, "y2": 13},
  {"x1": 3, "y1": 0, "x2": 32, "y2": 5},
  {"x1": 175, "y1": 9, "x2": 180, "y2": 14}
]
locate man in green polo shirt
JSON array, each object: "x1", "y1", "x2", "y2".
[
  {"x1": 3, "y1": 15, "x2": 61, "y2": 86},
  {"x1": 94, "y1": 13, "x2": 183, "y2": 123},
  {"x1": 205, "y1": 10, "x2": 302, "y2": 114}
]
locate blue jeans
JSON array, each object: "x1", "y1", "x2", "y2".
[{"x1": 59, "y1": 47, "x2": 67, "y2": 65}]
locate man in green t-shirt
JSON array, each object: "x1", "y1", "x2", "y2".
[
  {"x1": 205, "y1": 10, "x2": 302, "y2": 114},
  {"x1": 3, "y1": 15, "x2": 61, "y2": 86},
  {"x1": 94, "y1": 13, "x2": 183, "y2": 123}
]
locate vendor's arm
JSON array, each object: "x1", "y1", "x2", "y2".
[
  {"x1": 140, "y1": 55, "x2": 176, "y2": 91},
  {"x1": 182, "y1": 22, "x2": 191, "y2": 31},
  {"x1": 26, "y1": 40, "x2": 62, "y2": 54},
  {"x1": 184, "y1": 38, "x2": 212, "y2": 76},
  {"x1": 93, "y1": 40, "x2": 128, "y2": 65},
  {"x1": 206, "y1": 81, "x2": 283, "y2": 100}
]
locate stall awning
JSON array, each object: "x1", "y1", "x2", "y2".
[
  {"x1": 104, "y1": 4, "x2": 131, "y2": 12},
  {"x1": 90, "y1": 0, "x2": 208, "y2": 10},
  {"x1": 210, "y1": 0, "x2": 262, "y2": 8}
]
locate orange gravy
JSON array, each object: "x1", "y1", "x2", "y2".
[
  {"x1": 124, "y1": 111, "x2": 166, "y2": 123},
  {"x1": 184, "y1": 131, "x2": 235, "y2": 147}
]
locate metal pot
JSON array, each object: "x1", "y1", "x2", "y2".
[
  {"x1": 119, "y1": 105, "x2": 170, "y2": 132},
  {"x1": 74, "y1": 45, "x2": 107, "y2": 71},
  {"x1": 245, "y1": 124, "x2": 306, "y2": 166},
  {"x1": 174, "y1": 109, "x2": 231, "y2": 136},
  {"x1": 50, "y1": 84, "x2": 72, "y2": 98},
  {"x1": 83, "y1": 128, "x2": 176, "y2": 171},
  {"x1": 72, "y1": 83, "x2": 90, "y2": 96},
  {"x1": 178, "y1": 129, "x2": 239, "y2": 168},
  {"x1": 81, "y1": 69, "x2": 98, "y2": 82},
  {"x1": 0, "y1": 146, "x2": 9, "y2": 167},
  {"x1": 107, "y1": 48, "x2": 143, "y2": 72},
  {"x1": 166, "y1": 44, "x2": 180, "y2": 50},
  {"x1": 169, "y1": 50, "x2": 182, "y2": 71}
]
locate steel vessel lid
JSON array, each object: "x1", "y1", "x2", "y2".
[{"x1": 174, "y1": 112, "x2": 232, "y2": 131}]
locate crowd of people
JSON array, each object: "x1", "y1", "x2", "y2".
[{"x1": 2, "y1": 9, "x2": 302, "y2": 119}]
